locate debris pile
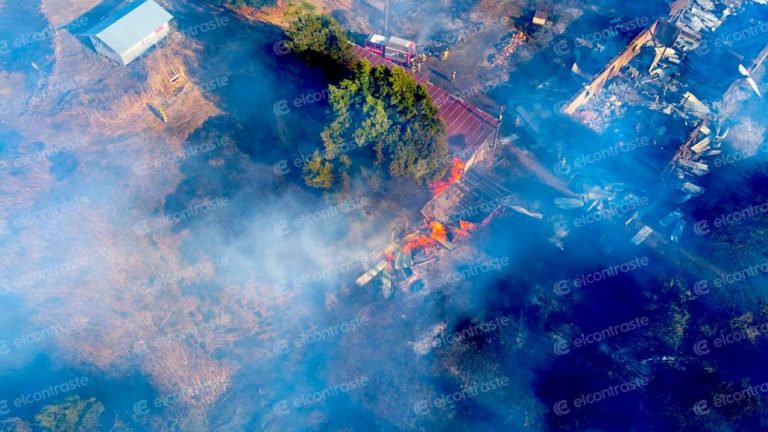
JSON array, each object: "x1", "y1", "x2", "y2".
[
  {"x1": 355, "y1": 219, "x2": 477, "y2": 297},
  {"x1": 491, "y1": 32, "x2": 528, "y2": 67},
  {"x1": 356, "y1": 146, "x2": 524, "y2": 296},
  {"x1": 666, "y1": 120, "x2": 728, "y2": 201},
  {"x1": 563, "y1": 0, "x2": 765, "y2": 131},
  {"x1": 555, "y1": 183, "x2": 644, "y2": 220},
  {"x1": 559, "y1": 0, "x2": 768, "y2": 245}
]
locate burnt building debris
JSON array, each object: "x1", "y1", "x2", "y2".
[
  {"x1": 422, "y1": 168, "x2": 517, "y2": 224},
  {"x1": 557, "y1": 0, "x2": 768, "y2": 245},
  {"x1": 356, "y1": 140, "x2": 541, "y2": 296},
  {"x1": 664, "y1": 120, "x2": 719, "y2": 183},
  {"x1": 631, "y1": 225, "x2": 655, "y2": 245},
  {"x1": 533, "y1": 0, "x2": 553, "y2": 27},
  {"x1": 354, "y1": 224, "x2": 460, "y2": 295},
  {"x1": 555, "y1": 183, "x2": 646, "y2": 218},
  {"x1": 354, "y1": 0, "x2": 766, "y2": 294},
  {"x1": 563, "y1": 0, "x2": 767, "y2": 131},
  {"x1": 552, "y1": 183, "x2": 650, "y2": 249}
]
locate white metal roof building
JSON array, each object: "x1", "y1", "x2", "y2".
[{"x1": 87, "y1": 0, "x2": 173, "y2": 65}]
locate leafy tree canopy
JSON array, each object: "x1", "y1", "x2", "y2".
[
  {"x1": 304, "y1": 59, "x2": 447, "y2": 189},
  {"x1": 282, "y1": 5, "x2": 447, "y2": 189},
  {"x1": 36, "y1": 396, "x2": 104, "y2": 432},
  {"x1": 284, "y1": 2, "x2": 354, "y2": 68}
]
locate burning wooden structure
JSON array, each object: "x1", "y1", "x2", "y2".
[
  {"x1": 354, "y1": 221, "x2": 480, "y2": 295},
  {"x1": 355, "y1": 160, "x2": 520, "y2": 294},
  {"x1": 351, "y1": 42, "x2": 507, "y2": 294}
]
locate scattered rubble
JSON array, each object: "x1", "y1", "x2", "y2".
[
  {"x1": 560, "y1": 0, "x2": 768, "y2": 245},
  {"x1": 490, "y1": 32, "x2": 528, "y2": 67}
]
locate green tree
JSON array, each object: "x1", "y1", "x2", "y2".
[
  {"x1": 285, "y1": 8, "x2": 447, "y2": 189},
  {"x1": 303, "y1": 150, "x2": 335, "y2": 189},
  {"x1": 0, "y1": 418, "x2": 32, "y2": 432},
  {"x1": 306, "y1": 59, "x2": 447, "y2": 188},
  {"x1": 284, "y1": 2, "x2": 353, "y2": 67},
  {"x1": 36, "y1": 396, "x2": 104, "y2": 432}
]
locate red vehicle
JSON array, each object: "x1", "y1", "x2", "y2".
[
  {"x1": 365, "y1": 34, "x2": 417, "y2": 67},
  {"x1": 364, "y1": 34, "x2": 388, "y2": 56}
]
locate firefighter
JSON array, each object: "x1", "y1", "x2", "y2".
[{"x1": 441, "y1": 49, "x2": 450, "y2": 62}]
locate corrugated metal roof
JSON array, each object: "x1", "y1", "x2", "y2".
[{"x1": 89, "y1": 0, "x2": 172, "y2": 55}]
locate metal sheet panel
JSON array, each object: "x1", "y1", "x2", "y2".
[{"x1": 90, "y1": 0, "x2": 173, "y2": 59}]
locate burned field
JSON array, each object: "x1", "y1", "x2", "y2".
[{"x1": 2, "y1": 0, "x2": 768, "y2": 431}]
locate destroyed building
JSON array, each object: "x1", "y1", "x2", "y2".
[
  {"x1": 559, "y1": 0, "x2": 768, "y2": 245},
  {"x1": 351, "y1": 45, "x2": 506, "y2": 294},
  {"x1": 563, "y1": 0, "x2": 766, "y2": 131}
]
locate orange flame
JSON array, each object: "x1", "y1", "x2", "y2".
[
  {"x1": 430, "y1": 158, "x2": 466, "y2": 196},
  {"x1": 451, "y1": 220, "x2": 477, "y2": 238},
  {"x1": 383, "y1": 251, "x2": 395, "y2": 271},
  {"x1": 403, "y1": 236, "x2": 435, "y2": 253},
  {"x1": 430, "y1": 221, "x2": 448, "y2": 242}
]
